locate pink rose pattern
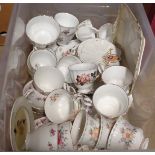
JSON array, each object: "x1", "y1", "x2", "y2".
[
  {"x1": 76, "y1": 72, "x2": 97, "y2": 86},
  {"x1": 58, "y1": 126, "x2": 68, "y2": 149},
  {"x1": 102, "y1": 49, "x2": 120, "y2": 66},
  {"x1": 48, "y1": 128, "x2": 56, "y2": 151}
]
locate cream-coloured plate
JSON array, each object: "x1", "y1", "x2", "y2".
[
  {"x1": 10, "y1": 96, "x2": 34, "y2": 151},
  {"x1": 78, "y1": 38, "x2": 117, "y2": 65}
]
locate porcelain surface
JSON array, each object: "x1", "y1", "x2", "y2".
[
  {"x1": 93, "y1": 84, "x2": 129, "y2": 118},
  {"x1": 26, "y1": 15, "x2": 60, "y2": 48}
]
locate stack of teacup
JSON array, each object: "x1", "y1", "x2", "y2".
[{"x1": 20, "y1": 12, "x2": 149, "y2": 151}]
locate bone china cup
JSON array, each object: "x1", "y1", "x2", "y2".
[
  {"x1": 69, "y1": 63, "x2": 98, "y2": 94},
  {"x1": 58, "y1": 121, "x2": 73, "y2": 151},
  {"x1": 23, "y1": 80, "x2": 47, "y2": 111},
  {"x1": 54, "y1": 12, "x2": 79, "y2": 45},
  {"x1": 93, "y1": 84, "x2": 129, "y2": 118},
  {"x1": 27, "y1": 49, "x2": 57, "y2": 76},
  {"x1": 26, "y1": 15, "x2": 60, "y2": 48},
  {"x1": 101, "y1": 66, "x2": 133, "y2": 93},
  {"x1": 95, "y1": 116, "x2": 116, "y2": 149},
  {"x1": 107, "y1": 116, "x2": 147, "y2": 150},
  {"x1": 44, "y1": 89, "x2": 78, "y2": 124},
  {"x1": 25, "y1": 123, "x2": 58, "y2": 151},
  {"x1": 71, "y1": 110, "x2": 100, "y2": 147},
  {"x1": 33, "y1": 66, "x2": 65, "y2": 94}
]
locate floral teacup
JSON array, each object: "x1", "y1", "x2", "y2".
[
  {"x1": 25, "y1": 123, "x2": 58, "y2": 151},
  {"x1": 23, "y1": 80, "x2": 47, "y2": 111},
  {"x1": 54, "y1": 13, "x2": 79, "y2": 45},
  {"x1": 69, "y1": 63, "x2": 98, "y2": 94},
  {"x1": 95, "y1": 116, "x2": 116, "y2": 149},
  {"x1": 71, "y1": 110, "x2": 100, "y2": 147},
  {"x1": 107, "y1": 116, "x2": 146, "y2": 150},
  {"x1": 44, "y1": 89, "x2": 81, "y2": 124},
  {"x1": 58, "y1": 121, "x2": 73, "y2": 151},
  {"x1": 55, "y1": 39, "x2": 80, "y2": 61}
]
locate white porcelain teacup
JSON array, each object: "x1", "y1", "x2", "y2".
[
  {"x1": 71, "y1": 110, "x2": 100, "y2": 147},
  {"x1": 23, "y1": 80, "x2": 47, "y2": 111},
  {"x1": 101, "y1": 66, "x2": 133, "y2": 93},
  {"x1": 93, "y1": 84, "x2": 129, "y2": 118},
  {"x1": 95, "y1": 116, "x2": 116, "y2": 149},
  {"x1": 58, "y1": 121, "x2": 73, "y2": 151},
  {"x1": 25, "y1": 123, "x2": 58, "y2": 151},
  {"x1": 76, "y1": 19, "x2": 98, "y2": 42},
  {"x1": 26, "y1": 15, "x2": 60, "y2": 48},
  {"x1": 33, "y1": 66, "x2": 65, "y2": 94},
  {"x1": 44, "y1": 89, "x2": 81, "y2": 124},
  {"x1": 107, "y1": 116, "x2": 147, "y2": 150},
  {"x1": 98, "y1": 23, "x2": 113, "y2": 42},
  {"x1": 69, "y1": 63, "x2": 98, "y2": 94},
  {"x1": 54, "y1": 12, "x2": 79, "y2": 45},
  {"x1": 55, "y1": 39, "x2": 80, "y2": 61},
  {"x1": 57, "y1": 56, "x2": 81, "y2": 83},
  {"x1": 27, "y1": 49, "x2": 57, "y2": 76}
]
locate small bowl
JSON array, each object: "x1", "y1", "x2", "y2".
[
  {"x1": 26, "y1": 15, "x2": 60, "y2": 48},
  {"x1": 27, "y1": 49, "x2": 57, "y2": 75},
  {"x1": 33, "y1": 66, "x2": 65, "y2": 94},
  {"x1": 93, "y1": 84, "x2": 129, "y2": 118}
]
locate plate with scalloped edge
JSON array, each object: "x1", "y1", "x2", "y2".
[{"x1": 77, "y1": 38, "x2": 119, "y2": 66}]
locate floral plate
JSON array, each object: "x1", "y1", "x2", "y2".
[
  {"x1": 10, "y1": 96, "x2": 34, "y2": 151},
  {"x1": 78, "y1": 38, "x2": 119, "y2": 66}
]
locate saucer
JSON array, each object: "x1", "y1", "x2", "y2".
[{"x1": 10, "y1": 97, "x2": 34, "y2": 151}]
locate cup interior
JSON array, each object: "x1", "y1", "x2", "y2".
[
  {"x1": 33, "y1": 66, "x2": 65, "y2": 93},
  {"x1": 93, "y1": 84, "x2": 129, "y2": 118},
  {"x1": 29, "y1": 49, "x2": 57, "y2": 70},
  {"x1": 69, "y1": 63, "x2": 97, "y2": 71},
  {"x1": 102, "y1": 66, "x2": 133, "y2": 86},
  {"x1": 26, "y1": 16, "x2": 60, "y2": 45},
  {"x1": 55, "y1": 13, "x2": 79, "y2": 28},
  {"x1": 71, "y1": 110, "x2": 86, "y2": 145}
]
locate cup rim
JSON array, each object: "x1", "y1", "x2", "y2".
[
  {"x1": 93, "y1": 84, "x2": 129, "y2": 118},
  {"x1": 101, "y1": 65, "x2": 133, "y2": 86},
  {"x1": 69, "y1": 63, "x2": 97, "y2": 71},
  {"x1": 33, "y1": 66, "x2": 65, "y2": 93},
  {"x1": 28, "y1": 49, "x2": 57, "y2": 74},
  {"x1": 71, "y1": 110, "x2": 87, "y2": 145},
  {"x1": 26, "y1": 15, "x2": 60, "y2": 46},
  {"x1": 95, "y1": 116, "x2": 116, "y2": 149},
  {"x1": 54, "y1": 12, "x2": 79, "y2": 28}
]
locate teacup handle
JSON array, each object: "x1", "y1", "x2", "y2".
[
  {"x1": 63, "y1": 83, "x2": 77, "y2": 95},
  {"x1": 88, "y1": 26, "x2": 99, "y2": 33},
  {"x1": 23, "y1": 89, "x2": 34, "y2": 98},
  {"x1": 98, "y1": 63, "x2": 105, "y2": 74}
]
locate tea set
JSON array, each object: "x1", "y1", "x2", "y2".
[{"x1": 10, "y1": 13, "x2": 149, "y2": 151}]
